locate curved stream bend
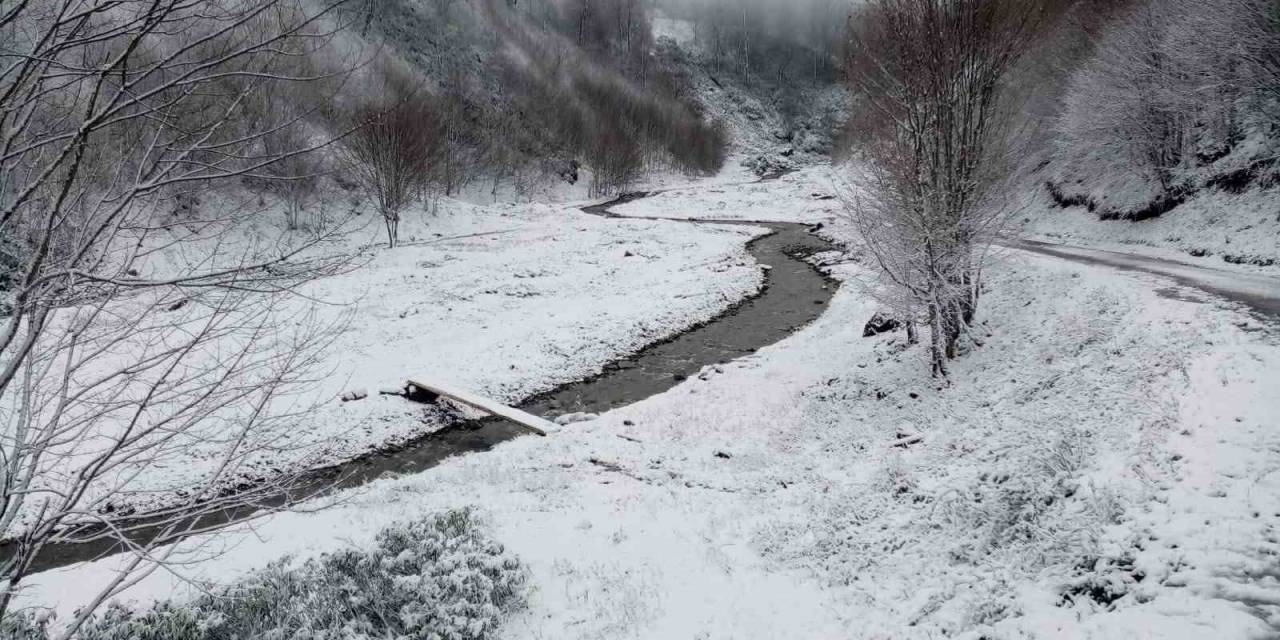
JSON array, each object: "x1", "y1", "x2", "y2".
[{"x1": 26, "y1": 194, "x2": 839, "y2": 572}]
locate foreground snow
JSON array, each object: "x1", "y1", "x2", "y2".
[{"x1": 25, "y1": 175, "x2": 1280, "y2": 638}]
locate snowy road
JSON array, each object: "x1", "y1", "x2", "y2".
[{"x1": 1007, "y1": 239, "x2": 1280, "y2": 318}]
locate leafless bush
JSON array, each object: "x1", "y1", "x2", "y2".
[
  {"x1": 339, "y1": 70, "x2": 442, "y2": 247},
  {"x1": 588, "y1": 126, "x2": 645, "y2": 197},
  {"x1": 246, "y1": 4, "x2": 348, "y2": 231},
  {"x1": 1055, "y1": 2, "x2": 1186, "y2": 198},
  {"x1": 0, "y1": 1, "x2": 356, "y2": 634},
  {"x1": 264, "y1": 125, "x2": 322, "y2": 230},
  {"x1": 436, "y1": 68, "x2": 484, "y2": 197},
  {"x1": 842, "y1": 0, "x2": 1049, "y2": 376}
]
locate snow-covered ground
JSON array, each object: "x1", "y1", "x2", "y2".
[
  {"x1": 25, "y1": 172, "x2": 1280, "y2": 639},
  {"x1": 613, "y1": 164, "x2": 843, "y2": 223}
]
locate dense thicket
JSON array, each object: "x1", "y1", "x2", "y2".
[{"x1": 1047, "y1": 0, "x2": 1280, "y2": 218}]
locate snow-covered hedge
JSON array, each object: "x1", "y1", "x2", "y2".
[
  {"x1": 1050, "y1": 0, "x2": 1280, "y2": 220},
  {"x1": 6, "y1": 509, "x2": 525, "y2": 640}
]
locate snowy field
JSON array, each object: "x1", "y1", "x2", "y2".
[
  {"x1": 613, "y1": 165, "x2": 843, "y2": 223},
  {"x1": 53, "y1": 191, "x2": 770, "y2": 519},
  {"x1": 24, "y1": 172, "x2": 1280, "y2": 639}
]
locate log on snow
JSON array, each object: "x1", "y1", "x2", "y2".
[
  {"x1": 890, "y1": 433, "x2": 923, "y2": 448},
  {"x1": 406, "y1": 377, "x2": 555, "y2": 436}
]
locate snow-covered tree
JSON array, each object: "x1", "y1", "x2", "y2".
[
  {"x1": 843, "y1": 0, "x2": 1050, "y2": 377},
  {"x1": 0, "y1": 1, "x2": 353, "y2": 634},
  {"x1": 1052, "y1": 0, "x2": 1280, "y2": 216},
  {"x1": 1055, "y1": 1, "x2": 1186, "y2": 200}
]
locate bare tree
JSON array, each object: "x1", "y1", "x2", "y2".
[
  {"x1": 1050, "y1": 0, "x2": 1280, "y2": 218},
  {"x1": 438, "y1": 68, "x2": 479, "y2": 197},
  {"x1": 0, "y1": 0, "x2": 355, "y2": 634},
  {"x1": 341, "y1": 73, "x2": 440, "y2": 248},
  {"x1": 1055, "y1": 1, "x2": 1186, "y2": 199},
  {"x1": 246, "y1": 2, "x2": 350, "y2": 232},
  {"x1": 842, "y1": 0, "x2": 1049, "y2": 377}
]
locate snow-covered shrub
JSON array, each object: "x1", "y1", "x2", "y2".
[
  {"x1": 875, "y1": 453, "x2": 917, "y2": 496},
  {"x1": 931, "y1": 426, "x2": 1109, "y2": 567},
  {"x1": 1052, "y1": 0, "x2": 1280, "y2": 218},
  {"x1": 25, "y1": 510, "x2": 525, "y2": 640},
  {"x1": 1060, "y1": 551, "x2": 1145, "y2": 608},
  {"x1": 741, "y1": 153, "x2": 794, "y2": 178},
  {"x1": 0, "y1": 612, "x2": 50, "y2": 640}
]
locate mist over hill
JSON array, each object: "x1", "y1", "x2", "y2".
[{"x1": 331, "y1": 0, "x2": 846, "y2": 197}]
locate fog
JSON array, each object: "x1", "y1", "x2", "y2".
[{"x1": 658, "y1": 0, "x2": 850, "y2": 47}]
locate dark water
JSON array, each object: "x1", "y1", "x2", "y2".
[{"x1": 22, "y1": 196, "x2": 838, "y2": 573}]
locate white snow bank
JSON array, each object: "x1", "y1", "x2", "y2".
[{"x1": 611, "y1": 165, "x2": 842, "y2": 223}]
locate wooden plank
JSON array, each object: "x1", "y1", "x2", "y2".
[
  {"x1": 889, "y1": 433, "x2": 923, "y2": 448},
  {"x1": 407, "y1": 378, "x2": 554, "y2": 436}
]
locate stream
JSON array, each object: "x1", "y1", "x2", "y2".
[{"x1": 23, "y1": 192, "x2": 839, "y2": 573}]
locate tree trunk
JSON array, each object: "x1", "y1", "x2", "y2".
[
  {"x1": 944, "y1": 303, "x2": 961, "y2": 360},
  {"x1": 929, "y1": 304, "x2": 947, "y2": 377},
  {"x1": 385, "y1": 212, "x2": 399, "y2": 248}
]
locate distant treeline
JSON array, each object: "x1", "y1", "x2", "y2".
[{"x1": 341, "y1": 0, "x2": 729, "y2": 198}]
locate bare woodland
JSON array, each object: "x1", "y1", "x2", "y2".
[
  {"x1": 0, "y1": 1, "x2": 357, "y2": 635},
  {"x1": 1052, "y1": 0, "x2": 1280, "y2": 217}
]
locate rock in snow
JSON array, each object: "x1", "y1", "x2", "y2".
[
  {"x1": 554, "y1": 412, "x2": 599, "y2": 426},
  {"x1": 862, "y1": 311, "x2": 902, "y2": 337},
  {"x1": 339, "y1": 388, "x2": 368, "y2": 402}
]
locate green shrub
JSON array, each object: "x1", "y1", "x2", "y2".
[{"x1": 5, "y1": 509, "x2": 525, "y2": 640}]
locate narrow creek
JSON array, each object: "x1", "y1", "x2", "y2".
[{"x1": 24, "y1": 193, "x2": 839, "y2": 573}]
